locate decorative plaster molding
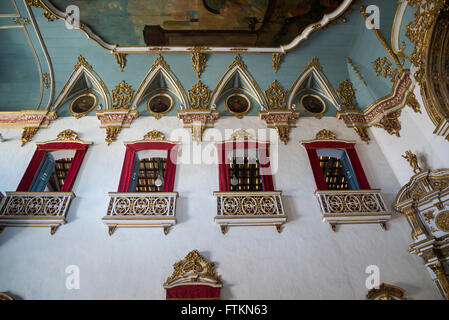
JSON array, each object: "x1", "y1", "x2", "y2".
[
  {"x1": 96, "y1": 109, "x2": 139, "y2": 145},
  {"x1": 337, "y1": 70, "x2": 418, "y2": 141}
]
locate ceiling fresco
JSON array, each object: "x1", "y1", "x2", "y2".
[{"x1": 49, "y1": 0, "x2": 344, "y2": 47}]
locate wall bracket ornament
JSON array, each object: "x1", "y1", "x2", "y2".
[
  {"x1": 96, "y1": 109, "x2": 138, "y2": 145},
  {"x1": 0, "y1": 111, "x2": 58, "y2": 146},
  {"x1": 260, "y1": 80, "x2": 300, "y2": 144},
  {"x1": 178, "y1": 81, "x2": 219, "y2": 143}
]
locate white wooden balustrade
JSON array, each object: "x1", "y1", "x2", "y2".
[
  {"x1": 0, "y1": 191, "x2": 76, "y2": 234},
  {"x1": 102, "y1": 192, "x2": 178, "y2": 235},
  {"x1": 213, "y1": 191, "x2": 287, "y2": 234},
  {"x1": 315, "y1": 189, "x2": 391, "y2": 231}
]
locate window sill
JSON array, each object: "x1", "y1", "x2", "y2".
[
  {"x1": 0, "y1": 191, "x2": 76, "y2": 235},
  {"x1": 315, "y1": 189, "x2": 391, "y2": 231},
  {"x1": 213, "y1": 191, "x2": 287, "y2": 234},
  {"x1": 102, "y1": 192, "x2": 178, "y2": 235}
]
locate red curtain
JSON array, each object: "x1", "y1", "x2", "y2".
[
  {"x1": 163, "y1": 145, "x2": 178, "y2": 192},
  {"x1": 259, "y1": 146, "x2": 274, "y2": 191},
  {"x1": 117, "y1": 142, "x2": 178, "y2": 192},
  {"x1": 345, "y1": 147, "x2": 371, "y2": 189},
  {"x1": 166, "y1": 285, "x2": 220, "y2": 300},
  {"x1": 305, "y1": 148, "x2": 328, "y2": 190},
  {"x1": 16, "y1": 149, "x2": 46, "y2": 191},
  {"x1": 117, "y1": 147, "x2": 136, "y2": 192},
  {"x1": 61, "y1": 149, "x2": 87, "y2": 192},
  {"x1": 217, "y1": 144, "x2": 230, "y2": 191}
]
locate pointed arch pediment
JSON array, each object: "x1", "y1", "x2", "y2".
[
  {"x1": 287, "y1": 57, "x2": 340, "y2": 111},
  {"x1": 132, "y1": 54, "x2": 188, "y2": 108},
  {"x1": 210, "y1": 55, "x2": 266, "y2": 109},
  {"x1": 52, "y1": 55, "x2": 111, "y2": 111}
]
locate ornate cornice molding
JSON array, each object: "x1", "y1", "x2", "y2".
[
  {"x1": 337, "y1": 70, "x2": 419, "y2": 141},
  {"x1": 0, "y1": 110, "x2": 58, "y2": 146}
]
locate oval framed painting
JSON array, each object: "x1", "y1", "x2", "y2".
[
  {"x1": 225, "y1": 93, "x2": 251, "y2": 118},
  {"x1": 299, "y1": 94, "x2": 327, "y2": 118},
  {"x1": 147, "y1": 93, "x2": 174, "y2": 119},
  {"x1": 69, "y1": 92, "x2": 98, "y2": 119}
]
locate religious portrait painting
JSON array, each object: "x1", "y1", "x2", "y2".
[
  {"x1": 69, "y1": 92, "x2": 98, "y2": 118},
  {"x1": 147, "y1": 93, "x2": 174, "y2": 119},
  {"x1": 225, "y1": 93, "x2": 251, "y2": 118},
  {"x1": 300, "y1": 94, "x2": 326, "y2": 118}
]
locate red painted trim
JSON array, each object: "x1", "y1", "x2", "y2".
[
  {"x1": 117, "y1": 141, "x2": 178, "y2": 192},
  {"x1": 166, "y1": 285, "x2": 220, "y2": 299},
  {"x1": 305, "y1": 148, "x2": 328, "y2": 190},
  {"x1": 303, "y1": 141, "x2": 370, "y2": 190},
  {"x1": 16, "y1": 149, "x2": 46, "y2": 191},
  {"x1": 17, "y1": 142, "x2": 89, "y2": 192}
]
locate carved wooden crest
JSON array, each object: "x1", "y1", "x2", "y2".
[
  {"x1": 56, "y1": 129, "x2": 81, "y2": 141},
  {"x1": 188, "y1": 80, "x2": 211, "y2": 109},
  {"x1": 143, "y1": 130, "x2": 166, "y2": 141},
  {"x1": 230, "y1": 129, "x2": 253, "y2": 141},
  {"x1": 164, "y1": 250, "x2": 221, "y2": 287},
  {"x1": 337, "y1": 80, "x2": 356, "y2": 110},
  {"x1": 315, "y1": 129, "x2": 337, "y2": 140},
  {"x1": 111, "y1": 80, "x2": 134, "y2": 109},
  {"x1": 265, "y1": 80, "x2": 287, "y2": 109}
]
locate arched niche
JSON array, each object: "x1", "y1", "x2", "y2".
[
  {"x1": 52, "y1": 55, "x2": 110, "y2": 113},
  {"x1": 210, "y1": 55, "x2": 266, "y2": 114},
  {"x1": 287, "y1": 57, "x2": 340, "y2": 115},
  {"x1": 132, "y1": 54, "x2": 188, "y2": 112}
]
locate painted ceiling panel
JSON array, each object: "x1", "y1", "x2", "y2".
[
  {"x1": 0, "y1": 28, "x2": 41, "y2": 110},
  {"x1": 49, "y1": 0, "x2": 345, "y2": 47}
]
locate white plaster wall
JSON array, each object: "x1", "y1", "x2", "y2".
[
  {"x1": 0, "y1": 116, "x2": 442, "y2": 300},
  {"x1": 369, "y1": 85, "x2": 449, "y2": 187}
]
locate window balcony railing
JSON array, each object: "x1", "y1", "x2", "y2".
[
  {"x1": 102, "y1": 192, "x2": 178, "y2": 235},
  {"x1": 213, "y1": 191, "x2": 287, "y2": 234},
  {"x1": 0, "y1": 191, "x2": 76, "y2": 235},
  {"x1": 315, "y1": 189, "x2": 391, "y2": 231}
]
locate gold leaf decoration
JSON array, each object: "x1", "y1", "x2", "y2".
[
  {"x1": 337, "y1": 80, "x2": 356, "y2": 110},
  {"x1": 56, "y1": 129, "x2": 81, "y2": 141},
  {"x1": 265, "y1": 80, "x2": 287, "y2": 110},
  {"x1": 315, "y1": 129, "x2": 337, "y2": 140},
  {"x1": 164, "y1": 250, "x2": 222, "y2": 287},
  {"x1": 372, "y1": 57, "x2": 400, "y2": 83},
  {"x1": 111, "y1": 81, "x2": 134, "y2": 109},
  {"x1": 143, "y1": 130, "x2": 166, "y2": 141},
  {"x1": 188, "y1": 80, "x2": 210, "y2": 109}
]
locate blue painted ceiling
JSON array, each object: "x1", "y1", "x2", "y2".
[{"x1": 0, "y1": 0, "x2": 415, "y2": 119}]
